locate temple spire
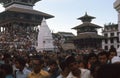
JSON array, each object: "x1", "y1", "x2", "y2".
[
  {"x1": 78, "y1": 12, "x2": 95, "y2": 23},
  {"x1": 36, "y1": 18, "x2": 54, "y2": 52}
]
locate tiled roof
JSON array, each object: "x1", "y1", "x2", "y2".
[
  {"x1": 73, "y1": 33, "x2": 105, "y2": 39},
  {"x1": 72, "y1": 22, "x2": 102, "y2": 29},
  {"x1": 58, "y1": 32, "x2": 75, "y2": 36},
  {"x1": 6, "y1": 7, "x2": 54, "y2": 19},
  {"x1": 78, "y1": 12, "x2": 95, "y2": 20},
  {"x1": 0, "y1": 0, "x2": 41, "y2": 4}
]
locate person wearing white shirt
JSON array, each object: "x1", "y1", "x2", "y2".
[
  {"x1": 65, "y1": 56, "x2": 81, "y2": 78},
  {"x1": 15, "y1": 56, "x2": 31, "y2": 78},
  {"x1": 16, "y1": 67, "x2": 31, "y2": 78}
]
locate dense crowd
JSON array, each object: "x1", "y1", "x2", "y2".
[
  {"x1": 0, "y1": 46, "x2": 120, "y2": 78},
  {"x1": 0, "y1": 28, "x2": 38, "y2": 53}
]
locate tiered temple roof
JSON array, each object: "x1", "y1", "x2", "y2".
[
  {"x1": 72, "y1": 12, "x2": 102, "y2": 30},
  {"x1": 0, "y1": 0, "x2": 41, "y2": 7},
  {"x1": 7, "y1": 7, "x2": 54, "y2": 18},
  {"x1": 78, "y1": 12, "x2": 95, "y2": 22},
  {"x1": 72, "y1": 13, "x2": 104, "y2": 50},
  {"x1": 72, "y1": 22, "x2": 102, "y2": 29},
  {"x1": 73, "y1": 33, "x2": 104, "y2": 40},
  {"x1": 72, "y1": 13, "x2": 103, "y2": 37}
]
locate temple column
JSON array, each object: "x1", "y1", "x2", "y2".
[{"x1": 114, "y1": 0, "x2": 120, "y2": 56}]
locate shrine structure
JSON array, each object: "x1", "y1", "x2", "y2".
[
  {"x1": 72, "y1": 13, "x2": 104, "y2": 53},
  {"x1": 0, "y1": 0, "x2": 54, "y2": 52}
]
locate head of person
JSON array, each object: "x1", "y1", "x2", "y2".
[
  {"x1": 3, "y1": 53, "x2": 11, "y2": 64},
  {"x1": 58, "y1": 61, "x2": 70, "y2": 77},
  {"x1": 65, "y1": 56, "x2": 78, "y2": 71},
  {"x1": 31, "y1": 55, "x2": 44, "y2": 74},
  {"x1": 87, "y1": 53, "x2": 97, "y2": 64},
  {"x1": 65, "y1": 56, "x2": 81, "y2": 77},
  {"x1": 90, "y1": 62, "x2": 101, "y2": 78},
  {"x1": 15, "y1": 56, "x2": 26, "y2": 71},
  {"x1": 77, "y1": 60, "x2": 87, "y2": 69},
  {"x1": 96, "y1": 64, "x2": 120, "y2": 78},
  {"x1": 48, "y1": 60, "x2": 58, "y2": 72},
  {"x1": 0, "y1": 64, "x2": 13, "y2": 76},
  {"x1": 108, "y1": 46, "x2": 117, "y2": 61},
  {"x1": 59, "y1": 61, "x2": 69, "y2": 72},
  {"x1": 108, "y1": 51, "x2": 117, "y2": 60},
  {"x1": 98, "y1": 51, "x2": 108, "y2": 65}
]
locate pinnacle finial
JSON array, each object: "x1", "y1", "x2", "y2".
[
  {"x1": 78, "y1": 12, "x2": 95, "y2": 23},
  {"x1": 42, "y1": 17, "x2": 46, "y2": 22},
  {"x1": 85, "y1": 12, "x2": 88, "y2": 16}
]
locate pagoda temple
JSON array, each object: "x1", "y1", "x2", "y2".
[
  {"x1": 0, "y1": 0, "x2": 54, "y2": 52},
  {"x1": 72, "y1": 13, "x2": 104, "y2": 53}
]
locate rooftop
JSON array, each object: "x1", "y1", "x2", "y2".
[
  {"x1": 6, "y1": 7, "x2": 54, "y2": 19},
  {"x1": 78, "y1": 12, "x2": 95, "y2": 22},
  {"x1": 0, "y1": 0, "x2": 41, "y2": 7},
  {"x1": 73, "y1": 33, "x2": 105, "y2": 39},
  {"x1": 72, "y1": 22, "x2": 102, "y2": 29},
  {"x1": 57, "y1": 32, "x2": 75, "y2": 37}
]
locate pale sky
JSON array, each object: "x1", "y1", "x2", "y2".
[{"x1": 0, "y1": 0, "x2": 118, "y2": 35}]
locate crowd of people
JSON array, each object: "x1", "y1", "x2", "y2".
[
  {"x1": 0, "y1": 45, "x2": 120, "y2": 78},
  {"x1": 0, "y1": 27, "x2": 38, "y2": 53}
]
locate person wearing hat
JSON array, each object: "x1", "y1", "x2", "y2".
[{"x1": 28, "y1": 55, "x2": 50, "y2": 78}]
